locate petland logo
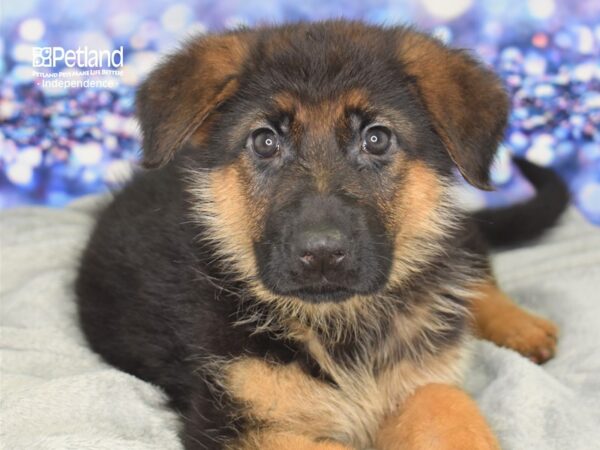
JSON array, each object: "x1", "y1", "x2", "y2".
[{"x1": 32, "y1": 46, "x2": 124, "y2": 68}]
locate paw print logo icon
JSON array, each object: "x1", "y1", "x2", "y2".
[{"x1": 32, "y1": 47, "x2": 52, "y2": 67}]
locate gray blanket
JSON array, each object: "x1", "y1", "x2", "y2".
[{"x1": 1, "y1": 197, "x2": 599, "y2": 449}]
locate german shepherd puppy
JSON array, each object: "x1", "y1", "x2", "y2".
[{"x1": 76, "y1": 21, "x2": 568, "y2": 449}]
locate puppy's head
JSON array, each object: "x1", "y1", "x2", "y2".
[{"x1": 137, "y1": 22, "x2": 508, "y2": 305}]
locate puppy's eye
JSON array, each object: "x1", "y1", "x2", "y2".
[
  {"x1": 362, "y1": 126, "x2": 391, "y2": 155},
  {"x1": 251, "y1": 128, "x2": 279, "y2": 158}
]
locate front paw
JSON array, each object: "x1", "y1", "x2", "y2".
[
  {"x1": 426, "y1": 426, "x2": 500, "y2": 450},
  {"x1": 376, "y1": 384, "x2": 500, "y2": 450},
  {"x1": 381, "y1": 421, "x2": 500, "y2": 450},
  {"x1": 479, "y1": 306, "x2": 558, "y2": 364}
]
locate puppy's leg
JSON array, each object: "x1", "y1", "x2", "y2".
[
  {"x1": 376, "y1": 384, "x2": 499, "y2": 450},
  {"x1": 471, "y1": 279, "x2": 558, "y2": 363},
  {"x1": 240, "y1": 431, "x2": 352, "y2": 450}
]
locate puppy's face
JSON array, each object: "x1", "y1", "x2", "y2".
[
  {"x1": 136, "y1": 22, "x2": 509, "y2": 304},
  {"x1": 209, "y1": 86, "x2": 453, "y2": 303}
]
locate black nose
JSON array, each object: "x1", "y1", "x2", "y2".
[{"x1": 294, "y1": 228, "x2": 348, "y2": 274}]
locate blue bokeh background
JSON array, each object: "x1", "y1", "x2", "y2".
[{"x1": 1, "y1": 0, "x2": 599, "y2": 223}]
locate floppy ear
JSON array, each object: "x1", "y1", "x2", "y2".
[
  {"x1": 396, "y1": 29, "x2": 510, "y2": 190},
  {"x1": 136, "y1": 31, "x2": 253, "y2": 169}
]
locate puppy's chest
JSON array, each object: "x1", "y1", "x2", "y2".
[{"x1": 223, "y1": 320, "x2": 467, "y2": 448}]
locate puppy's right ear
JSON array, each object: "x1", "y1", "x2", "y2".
[{"x1": 136, "y1": 31, "x2": 253, "y2": 169}]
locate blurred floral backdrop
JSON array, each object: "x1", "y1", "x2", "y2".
[{"x1": 1, "y1": 0, "x2": 599, "y2": 223}]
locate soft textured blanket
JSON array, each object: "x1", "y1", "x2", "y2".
[{"x1": 1, "y1": 197, "x2": 599, "y2": 449}]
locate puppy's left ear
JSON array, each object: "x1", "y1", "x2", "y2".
[
  {"x1": 396, "y1": 29, "x2": 510, "y2": 190},
  {"x1": 136, "y1": 31, "x2": 253, "y2": 169}
]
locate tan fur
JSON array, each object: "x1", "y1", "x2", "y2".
[
  {"x1": 184, "y1": 77, "x2": 241, "y2": 149},
  {"x1": 382, "y1": 294, "x2": 470, "y2": 362},
  {"x1": 185, "y1": 93, "x2": 460, "y2": 346},
  {"x1": 296, "y1": 92, "x2": 362, "y2": 192},
  {"x1": 395, "y1": 29, "x2": 508, "y2": 189},
  {"x1": 235, "y1": 288, "x2": 389, "y2": 344},
  {"x1": 394, "y1": 31, "x2": 472, "y2": 177},
  {"x1": 188, "y1": 179, "x2": 472, "y2": 351},
  {"x1": 183, "y1": 79, "x2": 491, "y2": 448},
  {"x1": 132, "y1": 22, "x2": 515, "y2": 449},
  {"x1": 471, "y1": 280, "x2": 558, "y2": 363},
  {"x1": 273, "y1": 89, "x2": 415, "y2": 145},
  {"x1": 188, "y1": 162, "x2": 384, "y2": 342},
  {"x1": 188, "y1": 115, "x2": 215, "y2": 147},
  {"x1": 376, "y1": 383, "x2": 500, "y2": 450},
  {"x1": 283, "y1": 89, "x2": 370, "y2": 135},
  {"x1": 186, "y1": 159, "x2": 400, "y2": 341},
  {"x1": 199, "y1": 34, "x2": 252, "y2": 80},
  {"x1": 220, "y1": 328, "x2": 469, "y2": 449},
  {"x1": 234, "y1": 432, "x2": 352, "y2": 450},
  {"x1": 138, "y1": 31, "x2": 254, "y2": 168},
  {"x1": 273, "y1": 91, "x2": 297, "y2": 113},
  {"x1": 187, "y1": 160, "x2": 267, "y2": 279},
  {"x1": 386, "y1": 161, "x2": 459, "y2": 288},
  {"x1": 393, "y1": 162, "x2": 443, "y2": 237}
]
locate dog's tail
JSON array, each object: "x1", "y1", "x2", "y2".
[{"x1": 472, "y1": 158, "x2": 570, "y2": 247}]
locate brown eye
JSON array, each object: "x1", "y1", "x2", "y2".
[
  {"x1": 363, "y1": 126, "x2": 391, "y2": 155},
  {"x1": 251, "y1": 128, "x2": 279, "y2": 158}
]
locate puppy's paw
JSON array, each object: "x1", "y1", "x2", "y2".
[
  {"x1": 479, "y1": 306, "x2": 558, "y2": 364},
  {"x1": 437, "y1": 427, "x2": 500, "y2": 450},
  {"x1": 392, "y1": 425, "x2": 500, "y2": 450},
  {"x1": 244, "y1": 432, "x2": 353, "y2": 450},
  {"x1": 377, "y1": 384, "x2": 500, "y2": 450}
]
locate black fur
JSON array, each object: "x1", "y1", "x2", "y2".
[
  {"x1": 75, "y1": 21, "x2": 567, "y2": 449},
  {"x1": 473, "y1": 158, "x2": 570, "y2": 247},
  {"x1": 76, "y1": 163, "x2": 475, "y2": 446}
]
